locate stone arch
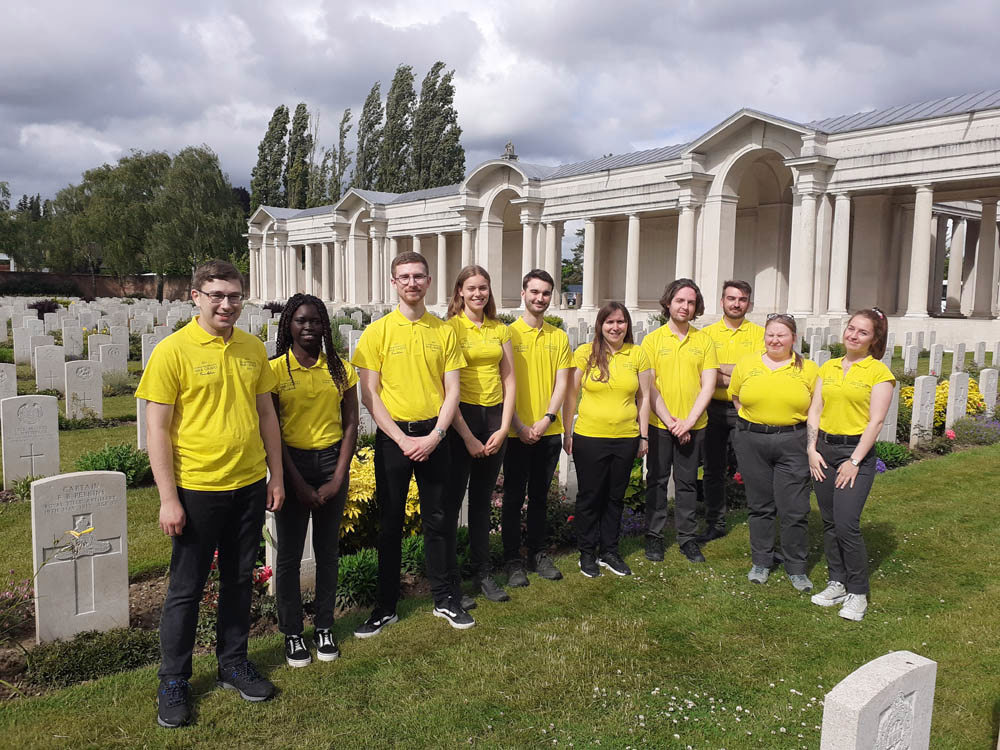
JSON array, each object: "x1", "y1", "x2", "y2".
[
  {"x1": 481, "y1": 185, "x2": 526, "y2": 307},
  {"x1": 348, "y1": 206, "x2": 373, "y2": 305}
]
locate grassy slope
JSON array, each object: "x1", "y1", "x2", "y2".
[{"x1": 0, "y1": 445, "x2": 997, "y2": 748}]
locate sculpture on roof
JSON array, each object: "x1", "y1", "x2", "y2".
[{"x1": 501, "y1": 141, "x2": 518, "y2": 161}]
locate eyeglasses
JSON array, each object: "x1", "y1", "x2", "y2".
[
  {"x1": 766, "y1": 313, "x2": 795, "y2": 321},
  {"x1": 393, "y1": 274, "x2": 428, "y2": 285},
  {"x1": 197, "y1": 290, "x2": 245, "y2": 304}
]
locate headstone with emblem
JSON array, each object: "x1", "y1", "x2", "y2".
[
  {"x1": 66, "y1": 360, "x2": 103, "y2": 419},
  {"x1": 1, "y1": 395, "x2": 60, "y2": 489},
  {"x1": 34, "y1": 345, "x2": 65, "y2": 393}
]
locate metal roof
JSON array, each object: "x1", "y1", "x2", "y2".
[
  {"x1": 809, "y1": 89, "x2": 1000, "y2": 134},
  {"x1": 258, "y1": 206, "x2": 300, "y2": 220},
  {"x1": 351, "y1": 189, "x2": 400, "y2": 205},
  {"x1": 388, "y1": 183, "x2": 462, "y2": 204},
  {"x1": 541, "y1": 143, "x2": 690, "y2": 180},
  {"x1": 291, "y1": 204, "x2": 334, "y2": 218}
]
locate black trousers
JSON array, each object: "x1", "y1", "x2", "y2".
[
  {"x1": 444, "y1": 402, "x2": 506, "y2": 585},
  {"x1": 813, "y1": 440, "x2": 876, "y2": 594},
  {"x1": 572, "y1": 434, "x2": 639, "y2": 556},
  {"x1": 703, "y1": 399, "x2": 739, "y2": 529},
  {"x1": 645, "y1": 425, "x2": 705, "y2": 546},
  {"x1": 375, "y1": 423, "x2": 452, "y2": 609},
  {"x1": 158, "y1": 479, "x2": 266, "y2": 681},
  {"x1": 731, "y1": 425, "x2": 811, "y2": 573},
  {"x1": 275, "y1": 443, "x2": 347, "y2": 635},
  {"x1": 501, "y1": 434, "x2": 562, "y2": 561}
]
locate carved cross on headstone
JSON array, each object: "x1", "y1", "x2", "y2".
[
  {"x1": 74, "y1": 392, "x2": 94, "y2": 410},
  {"x1": 41, "y1": 370, "x2": 59, "y2": 389},
  {"x1": 18, "y1": 443, "x2": 45, "y2": 475},
  {"x1": 42, "y1": 514, "x2": 122, "y2": 615}
]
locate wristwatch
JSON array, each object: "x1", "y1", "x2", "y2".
[
  {"x1": 849, "y1": 458, "x2": 860, "y2": 467},
  {"x1": 434, "y1": 427, "x2": 446, "y2": 440},
  {"x1": 544, "y1": 413, "x2": 557, "y2": 423}
]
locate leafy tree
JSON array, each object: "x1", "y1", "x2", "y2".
[
  {"x1": 6, "y1": 193, "x2": 48, "y2": 270},
  {"x1": 231, "y1": 186, "x2": 251, "y2": 219},
  {"x1": 284, "y1": 103, "x2": 312, "y2": 209},
  {"x1": 0, "y1": 182, "x2": 11, "y2": 261},
  {"x1": 410, "y1": 62, "x2": 466, "y2": 190},
  {"x1": 45, "y1": 184, "x2": 103, "y2": 297},
  {"x1": 249, "y1": 105, "x2": 289, "y2": 211},
  {"x1": 330, "y1": 108, "x2": 352, "y2": 202},
  {"x1": 562, "y1": 228, "x2": 584, "y2": 287},
  {"x1": 351, "y1": 83, "x2": 383, "y2": 191},
  {"x1": 376, "y1": 65, "x2": 415, "y2": 193},
  {"x1": 307, "y1": 147, "x2": 332, "y2": 208}
]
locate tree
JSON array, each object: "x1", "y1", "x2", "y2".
[
  {"x1": 410, "y1": 62, "x2": 466, "y2": 190},
  {"x1": 284, "y1": 103, "x2": 312, "y2": 209},
  {"x1": 0, "y1": 182, "x2": 11, "y2": 262},
  {"x1": 249, "y1": 105, "x2": 289, "y2": 211},
  {"x1": 562, "y1": 228, "x2": 584, "y2": 287},
  {"x1": 5, "y1": 193, "x2": 48, "y2": 270},
  {"x1": 330, "y1": 108, "x2": 353, "y2": 202},
  {"x1": 46, "y1": 183, "x2": 104, "y2": 297},
  {"x1": 231, "y1": 186, "x2": 251, "y2": 219},
  {"x1": 376, "y1": 65, "x2": 415, "y2": 193},
  {"x1": 351, "y1": 83, "x2": 383, "y2": 191}
]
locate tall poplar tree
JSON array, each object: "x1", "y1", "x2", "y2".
[
  {"x1": 351, "y1": 84, "x2": 383, "y2": 191},
  {"x1": 330, "y1": 108, "x2": 352, "y2": 202},
  {"x1": 376, "y1": 65, "x2": 415, "y2": 193},
  {"x1": 284, "y1": 102, "x2": 312, "y2": 209},
  {"x1": 249, "y1": 105, "x2": 289, "y2": 210},
  {"x1": 409, "y1": 62, "x2": 466, "y2": 190}
]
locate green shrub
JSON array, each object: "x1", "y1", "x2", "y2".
[
  {"x1": 400, "y1": 534, "x2": 425, "y2": 575},
  {"x1": 918, "y1": 434, "x2": 954, "y2": 456},
  {"x1": 336, "y1": 547, "x2": 378, "y2": 610},
  {"x1": 896, "y1": 401, "x2": 912, "y2": 443},
  {"x1": 0, "y1": 346, "x2": 12, "y2": 364},
  {"x1": 35, "y1": 388, "x2": 62, "y2": 398},
  {"x1": 26, "y1": 628, "x2": 159, "y2": 688},
  {"x1": 874, "y1": 441, "x2": 914, "y2": 469},
  {"x1": 0, "y1": 277, "x2": 81, "y2": 297},
  {"x1": 103, "y1": 370, "x2": 136, "y2": 397},
  {"x1": 11, "y1": 475, "x2": 43, "y2": 503},
  {"x1": 951, "y1": 415, "x2": 1000, "y2": 445},
  {"x1": 827, "y1": 342, "x2": 846, "y2": 358},
  {"x1": 543, "y1": 315, "x2": 564, "y2": 330},
  {"x1": 624, "y1": 457, "x2": 645, "y2": 511},
  {"x1": 74, "y1": 443, "x2": 151, "y2": 486},
  {"x1": 128, "y1": 332, "x2": 142, "y2": 361},
  {"x1": 892, "y1": 367, "x2": 916, "y2": 387},
  {"x1": 339, "y1": 306, "x2": 371, "y2": 326},
  {"x1": 495, "y1": 312, "x2": 517, "y2": 325},
  {"x1": 26, "y1": 299, "x2": 60, "y2": 317},
  {"x1": 648, "y1": 313, "x2": 668, "y2": 328},
  {"x1": 59, "y1": 414, "x2": 133, "y2": 430}
]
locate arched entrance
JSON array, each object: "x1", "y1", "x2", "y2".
[{"x1": 483, "y1": 187, "x2": 524, "y2": 308}]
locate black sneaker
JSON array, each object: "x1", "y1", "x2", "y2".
[
  {"x1": 433, "y1": 597, "x2": 476, "y2": 630},
  {"x1": 579, "y1": 552, "x2": 600, "y2": 578},
  {"x1": 598, "y1": 552, "x2": 632, "y2": 576},
  {"x1": 679, "y1": 540, "x2": 706, "y2": 563},
  {"x1": 505, "y1": 559, "x2": 529, "y2": 588},
  {"x1": 460, "y1": 593, "x2": 478, "y2": 611},
  {"x1": 478, "y1": 574, "x2": 511, "y2": 602},
  {"x1": 354, "y1": 609, "x2": 398, "y2": 639},
  {"x1": 530, "y1": 551, "x2": 564, "y2": 580},
  {"x1": 696, "y1": 525, "x2": 727, "y2": 544},
  {"x1": 284, "y1": 634, "x2": 312, "y2": 668},
  {"x1": 313, "y1": 629, "x2": 340, "y2": 662},
  {"x1": 645, "y1": 536, "x2": 665, "y2": 562},
  {"x1": 157, "y1": 679, "x2": 192, "y2": 728},
  {"x1": 217, "y1": 660, "x2": 275, "y2": 702}
]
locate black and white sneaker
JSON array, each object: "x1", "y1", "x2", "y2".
[
  {"x1": 313, "y1": 629, "x2": 340, "y2": 661},
  {"x1": 354, "y1": 609, "x2": 398, "y2": 639},
  {"x1": 579, "y1": 552, "x2": 601, "y2": 578},
  {"x1": 157, "y1": 678, "x2": 192, "y2": 728},
  {"x1": 432, "y1": 597, "x2": 476, "y2": 630},
  {"x1": 284, "y1": 634, "x2": 312, "y2": 668},
  {"x1": 598, "y1": 552, "x2": 632, "y2": 576},
  {"x1": 217, "y1": 660, "x2": 275, "y2": 702}
]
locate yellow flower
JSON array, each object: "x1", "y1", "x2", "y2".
[
  {"x1": 900, "y1": 377, "x2": 985, "y2": 429},
  {"x1": 342, "y1": 446, "x2": 421, "y2": 539}
]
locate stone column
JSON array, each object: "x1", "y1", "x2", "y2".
[
  {"x1": 675, "y1": 205, "x2": 697, "y2": 279},
  {"x1": 827, "y1": 192, "x2": 851, "y2": 316},
  {"x1": 625, "y1": 213, "x2": 641, "y2": 309},
  {"x1": 544, "y1": 221, "x2": 560, "y2": 296},
  {"x1": 413, "y1": 234, "x2": 422, "y2": 256},
  {"x1": 388, "y1": 237, "x2": 399, "y2": 303},
  {"x1": 521, "y1": 219, "x2": 538, "y2": 278},
  {"x1": 273, "y1": 238, "x2": 284, "y2": 301},
  {"x1": 461, "y1": 228, "x2": 474, "y2": 267},
  {"x1": 930, "y1": 214, "x2": 948, "y2": 314},
  {"x1": 371, "y1": 233, "x2": 384, "y2": 304},
  {"x1": 437, "y1": 232, "x2": 448, "y2": 306},
  {"x1": 320, "y1": 242, "x2": 331, "y2": 301},
  {"x1": 304, "y1": 243, "x2": 315, "y2": 296},
  {"x1": 334, "y1": 239, "x2": 346, "y2": 303},
  {"x1": 788, "y1": 191, "x2": 818, "y2": 316},
  {"x1": 249, "y1": 243, "x2": 259, "y2": 300},
  {"x1": 972, "y1": 198, "x2": 998, "y2": 318},
  {"x1": 945, "y1": 218, "x2": 966, "y2": 313},
  {"x1": 582, "y1": 219, "x2": 596, "y2": 310},
  {"x1": 286, "y1": 244, "x2": 298, "y2": 297},
  {"x1": 905, "y1": 185, "x2": 934, "y2": 317},
  {"x1": 259, "y1": 238, "x2": 270, "y2": 300},
  {"x1": 553, "y1": 222, "x2": 564, "y2": 299}
]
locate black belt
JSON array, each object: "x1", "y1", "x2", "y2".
[
  {"x1": 820, "y1": 430, "x2": 861, "y2": 446},
  {"x1": 737, "y1": 418, "x2": 805, "y2": 434},
  {"x1": 394, "y1": 418, "x2": 437, "y2": 435}
]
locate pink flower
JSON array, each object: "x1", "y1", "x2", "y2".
[
  {"x1": 567, "y1": 515, "x2": 575, "y2": 523},
  {"x1": 945, "y1": 429, "x2": 956, "y2": 440},
  {"x1": 733, "y1": 472, "x2": 744, "y2": 485}
]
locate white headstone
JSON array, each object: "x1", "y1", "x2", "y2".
[
  {"x1": 973, "y1": 341, "x2": 986, "y2": 367},
  {"x1": 903, "y1": 345, "x2": 918, "y2": 376},
  {"x1": 953, "y1": 343, "x2": 966, "y2": 373},
  {"x1": 0, "y1": 308, "x2": 9, "y2": 343},
  {"x1": 61, "y1": 321, "x2": 84, "y2": 358},
  {"x1": 264, "y1": 511, "x2": 315, "y2": 596},
  {"x1": 886, "y1": 332, "x2": 895, "y2": 353},
  {"x1": 12, "y1": 327, "x2": 31, "y2": 365},
  {"x1": 65, "y1": 360, "x2": 103, "y2": 419},
  {"x1": 349, "y1": 330, "x2": 363, "y2": 359},
  {"x1": 268, "y1": 321, "x2": 280, "y2": 341},
  {"x1": 350, "y1": 310, "x2": 363, "y2": 326},
  {"x1": 99, "y1": 344, "x2": 127, "y2": 375},
  {"x1": 0, "y1": 395, "x2": 60, "y2": 489},
  {"x1": 904, "y1": 331, "x2": 913, "y2": 347},
  {"x1": 110, "y1": 325, "x2": 129, "y2": 347},
  {"x1": 878, "y1": 382, "x2": 901, "y2": 442},
  {"x1": 816, "y1": 348, "x2": 832, "y2": 367},
  {"x1": 136, "y1": 398, "x2": 147, "y2": 451},
  {"x1": 29, "y1": 335, "x2": 54, "y2": 370},
  {"x1": 819, "y1": 650, "x2": 936, "y2": 750},
  {"x1": 87, "y1": 333, "x2": 111, "y2": 361},
  {"x1": 358, "y1": 403, "x2": 376, "y2": 435},
  {"x1": 928, "y1": 329, "x2": 936, "y2": 346},
  {"x1": 945, "y1": 371, "x2": 969, "y2": 429},
  {"x1": 338, "y1": 324, "x2": 353, "y2": 343},
  {"x1": 0, "y1": 363, "x2": 17, "y2": 401},
  {"x1": 915, "y1": 331, "x2": 925, "y2": 351},
  {"x1": 809, "y1": 335, "x2": 823, "y2": 360},
  {"x1": 43, "y1": 312, "x2": 59, "y2": 333},
  {"x1": 31, "y1": 471, "x2": 129, "y2": 644},
  {"x1": 979, "y1": 369, "x2": 998, "y2": 415},
  {"x1": 909, "y1": 376, "x2": 937, "y2": 448},
  {"x1": 264, "y1": 340, "x2": 276, "y2": 358},
  {"x1": 928, "y1": 344, "x2": 943, "y2": 377},
  {"x1": 34, "y1": 345, "x2": 65, "y2": 393}
]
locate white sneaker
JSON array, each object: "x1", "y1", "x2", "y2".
[
  {"x1": 747, "y1": 565, "x2": 769, "y2": 584},
  {"x1": 838, "y1": 593, "x2": 868, "y2": 621},
  {"x1": 811, "y1": 581, "x2": 847, "y2": 607}
]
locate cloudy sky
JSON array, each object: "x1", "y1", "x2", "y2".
[{"x1": 3, "y1": 0, "x2": 999, "y2": 200}]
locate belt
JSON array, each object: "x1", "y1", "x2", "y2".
[
  {"x1": 737, "y1": 418, "x2": 805, "y2": 434},
  {"x1": 820, "y1": 430, "x2": 861, "y2": 446},
  {"x1": 394, "y1": 418, "x2": 437, "y2": 435}
]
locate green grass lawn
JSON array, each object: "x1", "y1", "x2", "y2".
[{"x1": 0, "y1": 442, "x2": 998, "y2": 747}]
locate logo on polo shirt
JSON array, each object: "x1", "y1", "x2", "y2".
[{"x1": 193, "y1": 362, "x2": 219, "y2": 377}]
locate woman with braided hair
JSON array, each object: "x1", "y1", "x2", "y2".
[{"x1": 270, "y1": 293, "x2": 358, "y2": 667}]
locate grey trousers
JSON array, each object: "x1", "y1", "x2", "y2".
[
  {"x1": 813, "y1": 440, "x2": 875, "y2": 595},
  {"x1": 731, "y1": 425, "x2": 811, "y2": 574},
  {"x1": 645, "y1": 425, "x2": 704, "y2": 546},
  {"x1": 703, "y1": 399, "x2": 739, "y2": 530}
]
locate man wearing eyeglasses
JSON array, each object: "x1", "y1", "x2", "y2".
[
  {"x1": 351, "y1": 251, "x2": 468, "y2": 636},
  {"x1": 137, "y1": 260, "x2": 285, "y2": 729}
]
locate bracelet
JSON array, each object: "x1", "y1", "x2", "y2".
[
  {"x1": 639, "y1": 436, "x2": 648, "y2": 441},
  {"x1": 544, "y1": 412, "x2": 557, "y2": 422},
  {"x1": 434, "y1": 427, "x2": 446, "y2": 440}
]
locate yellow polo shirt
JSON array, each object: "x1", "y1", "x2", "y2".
[
  {"x1": 641, "y1": 324, "x2": 719, "y2": 431},
  {"x1": 136, "y1": 317, "x2": 276, "y2": 491},
  {"x1": 351, "y1": 308, "x2": 465, "y2": 422},
  {"x1": 572, "y1": 342, "x2": 651, "y2": 438},
  {"x1": 271, "y1": 351, "x2": 358, "y2": 450},
  {"x1": 447, "y1": 312, "x2": 510, "y2": 407},
  {"x1": 703, "y1": 318, "x2": 766, "y2": 401},
  {"x1": 728, "y1": 354, "x2": 820, "y2": 426},
  {"x1": 508, "y1": 317, "x2": 573, "y2": 437},
  {"x1": 818, "y1": 356, "x2": 896, "y2": 435}
]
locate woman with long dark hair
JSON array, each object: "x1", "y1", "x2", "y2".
[
  {"x1": 728, "y1": 313, "x2": 819, "y2": 593},
  {"x1": 443, "y1": 266, "x2": 517, "y2": 605},
  {"x1": 807, "y1": 309, "x2": 894, "y2": 622},
  {"x1": 562, "y1": 302, "x2": 651, "y2": 578},
  {"x1": 270, "y1": 293, "x2": 359, "y2": 666}
]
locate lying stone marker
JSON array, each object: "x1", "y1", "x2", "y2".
[
  {"x1": 31, "y1": 472, "x2": 129, "y2": 644},
  {"x1": 979, "y1": 369, "x2": 998, "y2": 414},
  {"x1": 0, "y1": 363, "x2": 17, "y2": 401},
  {"x1": 66, "y1": 360, "x2": 103, "y2": 419},
  {"x1": 945, "y1": 371, "x2": 969, "y2": 429},
  {"x1": 909, "y1": 375, "x2": 936, "y2": 449},
  {"x1": 820, "y1": 650, "x2": 936, "y2": 750},
  {"x1": 1, "y1": 395, "x2": 60, "y2": 489}
]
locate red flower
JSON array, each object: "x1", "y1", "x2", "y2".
[
  {"x1": 567, "y1": 515, "x2": 575, "y2": 523},
  {"x1": 733, "y1": 472, "x2": 744, "y2": 485}
]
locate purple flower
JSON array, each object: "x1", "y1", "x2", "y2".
[{"x1": 875, "y1": 458, "x2": 887, "y2": 474}]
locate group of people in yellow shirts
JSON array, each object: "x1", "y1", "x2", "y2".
[{"x1": 141, "y1": 257, "x2": 893, "y2": 730}]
